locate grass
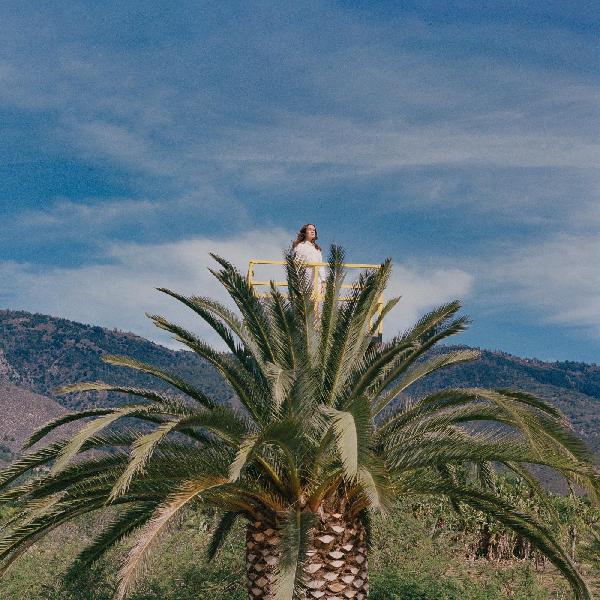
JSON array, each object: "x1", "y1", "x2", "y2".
[{"x1": 1, "y1": 497, "x2": 591, "y2": 600}]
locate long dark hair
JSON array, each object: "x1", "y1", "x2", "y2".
[{"x1": 292, "y1": 223, "x2": 321, "y2": 251}]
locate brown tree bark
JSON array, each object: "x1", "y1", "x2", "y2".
[
  {"x1": 246, "y1": 514, "x2": 280, "y2": 600},
  {"x1": 245, "y1": 508, "x2": 369, "y2": 599}
]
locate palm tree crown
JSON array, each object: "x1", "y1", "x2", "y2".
[{"x1": 0, "y1": 247, "x2": 598, "y2": 599}]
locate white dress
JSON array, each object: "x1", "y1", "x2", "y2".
[{"x1": 292, "y1": 241, "x2": 327, "y2": 290}]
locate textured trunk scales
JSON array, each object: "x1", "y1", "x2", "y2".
[
  {"x1": 246, "y1": 509, "x2": 368, "y2": 599},
  {"x1": 246, "y1": 515, "x2": 280, "y2": 599}
]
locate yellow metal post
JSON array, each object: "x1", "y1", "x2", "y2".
[
  {"x1": 247, "y1": 261, "x2": 254, "y2": 288},
  {"x1": 313, "y1": 263, "x2": 319, "y2": 313},
  {"x1": 376, "y1": 293, "x2": 384, "y2": 335}
]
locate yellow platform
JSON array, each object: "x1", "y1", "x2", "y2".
[{"x1": 247, "y1": 259, "x2": 384, "y2": 335}]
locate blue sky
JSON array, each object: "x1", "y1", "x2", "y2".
[{"x1": 1, "y1": 1, "x2": 599, "y2": 362}]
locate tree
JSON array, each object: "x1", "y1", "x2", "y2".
[{"x1": 0, "y1": 247, "x2": 598, "y2": 600}]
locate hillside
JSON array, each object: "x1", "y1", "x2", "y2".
[
  {"x1": 0, "y1": 382, "x2": 69, "y2": 464},
  {"x1": 0, "y1": 309, "x2": 235, "y2": 410},
  {"x1": 0, "y1": 309, "x2": 598, "y2": 459},
  {"x1": 0, "y1": 309, "x2": 599, "y2": 598},
  {"x1": 410, "y1": 346, "x2": 600, "y2": 454},
  {"x1": 0, "y1": 309, "x2": 236, "y2": 457}
]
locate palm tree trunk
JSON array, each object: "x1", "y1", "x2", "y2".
[
  {"x1": 304, "y1": 509, "x2": 368, "y2": 600},
  {"x1": 246, "y1": 515, "x2": 280, "y2": 600},
  {"x1": 245, "y1": 509, "x2": 368, "y2": 600}
]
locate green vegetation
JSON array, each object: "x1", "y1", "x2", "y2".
[
  {"x1": 0, "y1": 248, "x2": 598, "y2": 599},
  {"x1": 0, "y1": 486, "x2": 597, "y2": 599}
]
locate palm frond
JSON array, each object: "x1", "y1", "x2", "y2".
[
  {"x1": 0, "y1": 492, "x2": 112, "y2": 573},
  {"x1": 401, "y1": 300, "x2": 464, "y2": 345},
  {"x1": 353, "y1": 460, "x2": 393, "y2": 514},
  {"x1": 267, "y1": 283, "x2": 298, "y2": 369},
  {"x1": 55, "y1": 382, "x2": 186, "y2": 408},
  {"x1": 228, "y1": 419, "x2": 304, "y2": 498},
  {"x1": 372, "y1": 349, "x2": 480, "y2": 416},
  {"x1": 228, "y1": 435, "x2": 260, "y2": 482},
  {"x1": 323, "y1": 407, "x2": 359, "y2": 479},
  {"x1": 206, "y1": 511, "x2": 239, "y2": 560},
  {"x1": 369, "y1": 302, "x2": 469, "y2": 397},
  {"x1": 155, "y1": 288, "x2": 270, "y2": 394},
  {"x1": 68, "y1": 503, "x2": 157, "y2": 574},
  {"x1": 17, "y1": 454, "x2": 128, "y2": 503},
  {"x1": 440, "y1": 484, "x2": 591, "y2": 600},
  {"x1": 273, "y1": 508, "x2": 316, "y2": 600},
  {"x1": 0, "y1": 440, "x2": 70, "y2": 488},
  {"x1": 22, "y1": 408, "x2": 114, "y2": 450},
  {"x1": 101, "y1": 355, "x2": 216, "y2": 408},
  {"x1": 323, "y1": 261, "x2": 392, "y2": 406},
  {"x1": 49, "y1": 403, "x2": 173, "y2": 475},
  {"x1": 115, "y1": 477, "x2": 225, "y2": 600},
  {"x1": 25, "y1": 382, "x2": 193, "y2": 452},
  {"x1": 0, "y1": 428, "x2": 160, "y2": 494},
  {"x1": 264, "y1": 362, "x2": 294, "y2": 415},
  {"x1": 342, "y1": 336, "x2": 415, "y2": 403},
  {"x1": 209, "y1": 253, "x2": 276, "y2": 364},
  {"x1": 367, "y1": 296, "x2": 401, "y2": 339},
  {"x1": 501, "y1": 461, "x2": 560, "y2": 525},
  {"x1": 474, "y1": 461, "x2": 496, "y2": 492},
  {"x1": 284, "y1": 250, "x2": 318, "y2": 364},
  {"x1": 317, "y1": 245, "x2": 346, "y2": 370},
  {"x1": 386, "y1": 430, "x2": 539, "y2": 472},
  {"x1": 148, "y1": 314, "x2": 268, "y2": 423},
  {"x1": 321, "y1": 398, "x2": 371, "y2": 482},
  {"x1": 156, "y1": 289, "x2": 245, "y2": 355},
  {"x1": 108, "y1": 420, "x2": 181, "y2": 502},
  {"x1": 377, "y1": 387, "x2": 587, "y2": 465}
]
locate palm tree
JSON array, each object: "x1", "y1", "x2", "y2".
[{"x1": 0, "y1": 247, "x2": 598, "y2": 600}]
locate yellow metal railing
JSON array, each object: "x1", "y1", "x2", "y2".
[{"x1": 247, "y1": 259, "x2": 385, "y2": 335}]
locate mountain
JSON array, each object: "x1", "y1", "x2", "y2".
[
  {"x1": 0, "y1": 309, "x2": 598, "y2": 461},
  {"x1": 0, "y1": 309, "x2": 236, "y2": 460},
  {"x1": 0, "y1": 309, "x2": 235, "y2": 411},
  {"x1": 0, "y1": 382, "x2": 70, "y2": 464},
  {"x1": 409, "y1": 346, "x2": 600, "y2": 454}
]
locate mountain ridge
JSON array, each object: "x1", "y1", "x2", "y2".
[{"x1": 0, "y1": 309, "x2": 598, "y2": 460}]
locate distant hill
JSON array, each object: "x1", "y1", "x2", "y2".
[
  {"x1": 0, "y1": 309, "x2": 235, "y2": 411},
  {"x1": 410, "y1": 346, "x2": 600, "y2": 454},
  {"x1": 0, "y1": 382, "x2": 69, "y2": 464},
  {"x1": 0, "y1": 309, "x2": 236, "y2": 459},
  {"x1": 0, "y1": 309, "x2": 598, "y2": 461}
]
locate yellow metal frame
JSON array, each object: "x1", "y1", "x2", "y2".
[{"x1": 247, "y1": 259, "x2": 385, "y2": 335}]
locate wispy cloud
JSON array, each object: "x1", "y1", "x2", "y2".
[
  {"x1": 384, "y1": 265, "x2": 474, "y2": 336},
  {"x1": 373, "y1": 166, "x2": 600, "y2": 229},
  {"x1": 480, "y1": 234, "x2": 600, "y2": 335},
  {"x1": 0, "y1": 231, "x2": 290, "y2": 348},
  {"x1": 214, "y1": 116, "x2": 600, "y2": 175},
  {"x1": 0, "y1": 2, "x2": 597, "y2": 360},
  {"x1": 2, "y1": 193, "x2": 250, "y2": 254},
  {"x1": 1, "y1": 3, "x2": 597, "y2": 194}
]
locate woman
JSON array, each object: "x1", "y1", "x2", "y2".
[{"x1": 292, "y1": 223, "x2": 326, "y2": 295}]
